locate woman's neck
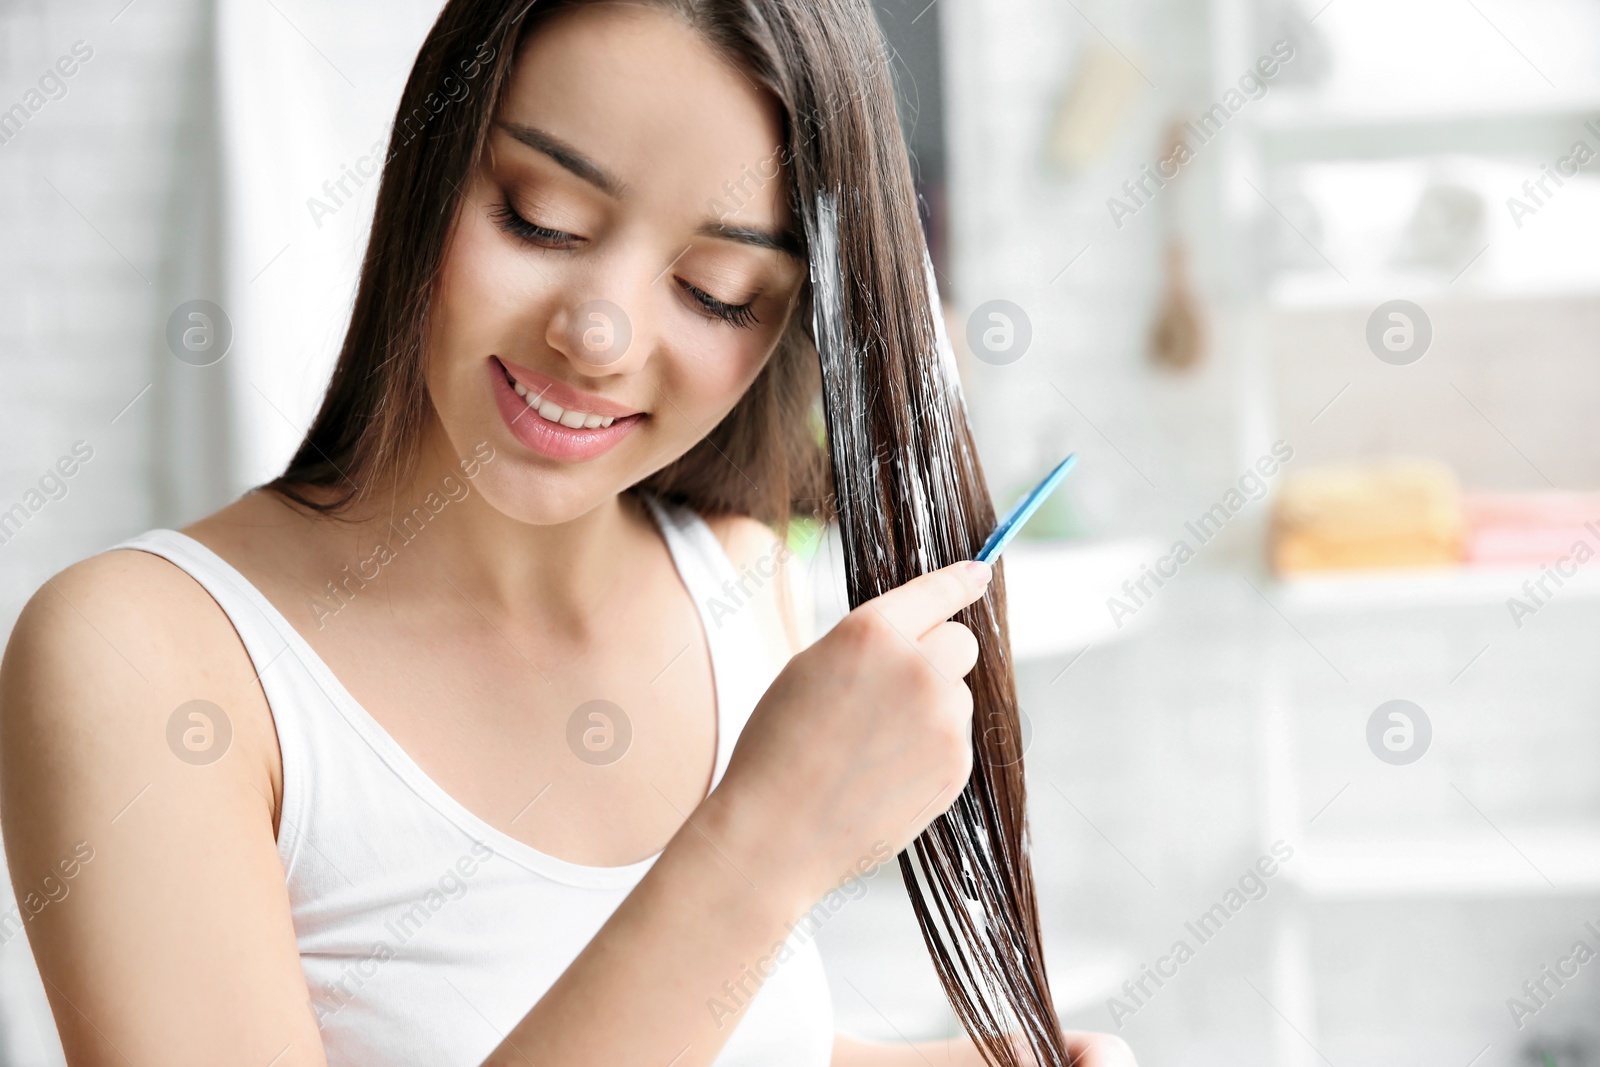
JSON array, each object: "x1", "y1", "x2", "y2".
[{"x1": 314, "y1": 429, "x2": 650, "y2": 629}]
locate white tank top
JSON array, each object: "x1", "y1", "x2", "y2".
[{"x1": 111, "y1": 497, "x2": 834, "y2": 1067}]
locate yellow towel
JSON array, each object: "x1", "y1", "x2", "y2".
[{"x1": 1271, "y1": 459, "x2": 1463, "y2": 572}]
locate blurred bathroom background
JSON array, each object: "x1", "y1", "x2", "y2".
[{"x1": 3, "y1": 0, "x2": 1599, "y2": 1063}]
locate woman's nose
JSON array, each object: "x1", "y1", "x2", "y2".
[
  {"x1": 544, "y1": 250, "x2": 668, "y2": 377},
  {"x1": 562, "y1": 297, "x2": 633, "y2": 368}
]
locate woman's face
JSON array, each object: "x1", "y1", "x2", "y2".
[{"x1": 426, "y1": 2, "x2": 804, "y2": 525}]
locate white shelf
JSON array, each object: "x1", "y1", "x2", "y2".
[
  {"x1": 1254, "y1": 103, "x2": 1600, "y2": 165},
  {"x1": 1253, "y1": 152, "x2": 1600, "y2": 306},
  {"x1": 1286, "y1": 825, "x2": 1600, "y2": 899},
  {"x1": 1273, "y1": 563, "x2": 1600, "y2": 612},
  {"x1": 1000, "y1": 539, "x2": 1164, "y2": 660},
  {"x1": 1267, "y1": 272, "x2": 1600, "y2": 311}
]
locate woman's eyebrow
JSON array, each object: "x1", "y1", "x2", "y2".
[
  {"x1": 497, "y1": 121, "x2": 798, "y2": 256},
  {"x1": 697, "y1": 220, "x2": 802, "y2": 257},
  {"x1": 497, "y1": 122, "x2": 625, "y2": 198}
]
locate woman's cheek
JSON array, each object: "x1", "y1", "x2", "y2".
[
  {"x1": 660, "y1": 325, "x2": 752, "y2": 408},
  {"x1": 463, "y1": 219, "x2": 549, "y2": 319},
  {"x1": 431, "y1": 217, "x2": 503, "y2": 366},
  {"x1": 713, "y1": 336, "x2": 772, "y2": 410}
]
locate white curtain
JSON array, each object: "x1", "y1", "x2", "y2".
[{"x1": 217, "y1": 0, "x2": 448, "y2": 489}]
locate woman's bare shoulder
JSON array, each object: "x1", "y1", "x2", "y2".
[
  {"x1": 10, "y1": 539, "x2": 237, "y2": 672},
  {"x1": 701, "y1": 512, "x2": 813, "y2": 657},
  {"x1": 0, "y1": 509, "x2": 282, "y2": 806},
  {"x1": 9, "y1": 495, "x2": 282, "y2": 685},
  {"x1": 701, "y1": 512, "x2": 785, "y2": 568},
  {"x1": 0, "y1": 510, "x2": 314, "y2": 1065}
]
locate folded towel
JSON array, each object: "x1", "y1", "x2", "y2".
[
  {"x1": 1271, "y1": 459, "x2": 1463, "y2": 572},
  {"x1": 1462, "y1": 492, "x2": 1600, "y2": 565}
]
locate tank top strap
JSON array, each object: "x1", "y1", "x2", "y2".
[
  {"x1": 107, "y1": 527, "x2": 321, "y2": 862},
  {"x1": 640, "y1": 496, "x2": 786, "y2": 785},
  {"x1": 111, "y1": 529, "x2": 297, "y2": 669}
]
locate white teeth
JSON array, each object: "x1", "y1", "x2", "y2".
[{"x1": 515, "y1": 381, "x2": 623, "y2": 429}]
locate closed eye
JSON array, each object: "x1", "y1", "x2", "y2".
[
  {"x1": 491, "y1": 193, "x2": 758, "y2": 329},
  {"x1": 489, "y1": 197, "x2": 583, "y2": 249},
  {"x1": 678, "y1": 279, "x2": 759, "y2": 329}
]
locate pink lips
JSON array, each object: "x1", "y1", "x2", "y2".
[{"x1": 489, "y1": 357, "x2": 644, "y2": 463}]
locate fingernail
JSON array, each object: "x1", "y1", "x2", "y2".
[{"x1": 966, "y1": 560, "x2": 993, "y2": 585}]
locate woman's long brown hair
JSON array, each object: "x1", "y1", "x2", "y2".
[{"x1": 269, "y1": 0, "x2": 1068, "y2": 1062}]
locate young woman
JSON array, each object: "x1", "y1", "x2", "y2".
[{"x1": 0, "y1": 1, "x2": 1135, "y2": 1064}]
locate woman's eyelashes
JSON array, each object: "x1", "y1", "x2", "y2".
[
  {"x1": 491, "y1": 192, "x2": 761, "y2": 330},
  {"x1": 678, "y1": 279, "x2": 759, "y2": 329},
  {"x1": 489, "y1": 196, "x2": 582, "y2": 249}
]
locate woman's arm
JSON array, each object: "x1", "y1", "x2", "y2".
[
  {"x1": 479, "y1": 777, "x2": 817, "y2": 1065},
  {"x1": 0, "y1": 551, "x2": 328, "y2": 1066}
]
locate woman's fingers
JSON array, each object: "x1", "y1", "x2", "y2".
[
  {"x1": 919, "y1": 619, "x2": 980, "y2": 680},
  {"x1": 870, "y1": 560, "x2": 991, "y2": 640},
  {"x1": 1061, "y1": 1032, "x2": 1139, "y2": 1067}
]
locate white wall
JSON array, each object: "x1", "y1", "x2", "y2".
[
  {"x1": 1, "y1": 3, "x2": 215, "y2": 1057},
  {"x1": 0, "y1": 2, "x2": 442, "y2": 1059}
]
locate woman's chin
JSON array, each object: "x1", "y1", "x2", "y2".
[{"x1": 467, "y1": 464, "x2": 638, "y2": 528}]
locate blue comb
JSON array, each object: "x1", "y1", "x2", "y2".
[{"x1": 974, "y1": 453, "x2": 1079, "y2": 564}]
